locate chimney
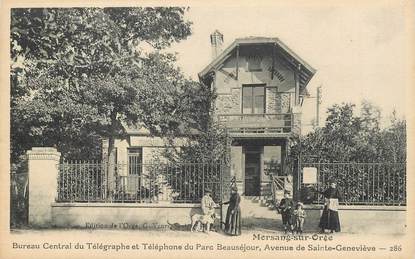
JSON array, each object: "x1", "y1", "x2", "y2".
[{"x1": 210, "y1": 30, "x2": 224, "y2": 60}]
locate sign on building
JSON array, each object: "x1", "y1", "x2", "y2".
[{"x1": 302, "y1": 167, "x2": 317, "y2": 184}]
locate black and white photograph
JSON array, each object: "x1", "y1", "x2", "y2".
[{"x1": 2, "y1": 1, "x2": 414, "y2": 259}]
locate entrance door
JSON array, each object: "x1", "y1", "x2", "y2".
[{"x1": 245, "y1": 152, "x2": 261, "y2": 196}]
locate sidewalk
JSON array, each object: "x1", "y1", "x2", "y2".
[{"x1": 9, "y1": 226, "x2": 365, "y2": 238}]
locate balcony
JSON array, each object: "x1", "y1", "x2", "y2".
[{"x1": 217, "y1": 113, "x2": 295, "y2": 137}]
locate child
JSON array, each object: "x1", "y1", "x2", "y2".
[
  {"x1": 293, "y1": 202, "x2": 306, "y2": 234},
  {"x1": 278, "y1": 191, "x2": 294, "y2": 234}
]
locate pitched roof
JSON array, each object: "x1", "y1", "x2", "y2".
[{"x1": 198, "y1": 37, "x2": 316, "y2": 89}]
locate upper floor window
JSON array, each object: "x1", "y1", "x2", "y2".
[
  {"x1": 247, "y1": 55, "x2": 262, "y2": 72},
  {"x1": 242, "y1": 85, "x2": 265, "y2": 114},
  {"x1": 128, "y1": 148, "x2": 142, "y2": 175}
]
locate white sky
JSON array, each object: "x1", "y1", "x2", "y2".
[{"x1": 167, "y1": 3, "x2": 407, "y2": 132}]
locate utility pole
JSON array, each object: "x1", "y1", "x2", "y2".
[
  {"x1": 316, "y1": 86, "x2": 322, "y2": 127},
  {"x1": 305, "y1": 85, "x2": 322, "y2": 128}
]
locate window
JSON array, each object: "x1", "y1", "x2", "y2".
[
  {"x1": 247, "y1": 55, "x2": 262, "y2": 72},
  {"x1": 242, "y1": 85, "x2": 265, "y2": 114},
  {"x1": 128, "y1": 148, "x2": 142, "y2": 175}
]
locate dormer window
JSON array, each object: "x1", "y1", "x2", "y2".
[{"x1": 247, "y1": 55, "x2": 262, "y2": 72}]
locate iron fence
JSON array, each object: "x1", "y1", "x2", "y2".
[
  {"x1": 57, "y1": 161, "x2": 227, "y2": 204},
  {"x1": 58, "y1": 161, "x2": 106, "y2": 202},
  {"x1": 300, "y1": 162, "x2": 406, "y2": 206}
]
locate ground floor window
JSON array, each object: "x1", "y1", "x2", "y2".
[{"x1": 128, "y1": 148, "x2": 142, "y2": 175}]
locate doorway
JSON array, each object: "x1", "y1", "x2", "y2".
[{"x1": 244, "y1": 148, "x2": 261, "y2": 196}]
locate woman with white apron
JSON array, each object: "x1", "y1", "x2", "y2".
[{"x1": 317, "y1": 179, "x2": 342, "y2": 233}]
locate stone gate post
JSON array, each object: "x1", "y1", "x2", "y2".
[{"x1": 26, "y1": 147, "x2": 61, "y2": 227}]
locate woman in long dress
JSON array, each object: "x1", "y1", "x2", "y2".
[
  {"x1": 223, "y1": 186, "x2": 241, "y2": 236},
  {"x1": 317, "y1": 180, "x2": 343, "y2": 233}
]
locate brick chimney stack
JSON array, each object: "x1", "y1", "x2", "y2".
[{"x1": 210, "y1": 30, "x2": 224, "y2": 60}]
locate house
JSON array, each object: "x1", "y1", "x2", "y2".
[
  {"x1": 199, "y1": 31, "x2": 316, "y2": 196},
  {"x1": 107, "y1": 30, "x2": 315, "y2": 199}
]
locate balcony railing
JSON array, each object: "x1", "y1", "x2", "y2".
[{"x1": 217, "y1": 113, "x2": 293, "y2": 134}]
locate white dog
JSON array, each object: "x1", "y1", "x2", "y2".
[{"x1": 190, "y1": 213, "x2": 217, "y2": 232}]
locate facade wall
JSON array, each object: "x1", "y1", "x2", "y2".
[
  {"x1": 230, "y1": 146, "x2": 243, "y2": 179},
  {"x1": 215, "y1": 89, "x2": 241, "y2": 114},
  {"x1": 266, "y1": 89, "x2": 293, "y2": 114},
  {"x1": 113, "y1": 136, "x2": 187, "y2": 166},
  {"x1": 214, "y1": 55, "x2": 296, "y2": 115},
  {"x1": 292, "y1": 112, "x2": 302, "y2": 136},
  {"x1": 114, "y1": 139, "x2": 129, "y2": 176}
]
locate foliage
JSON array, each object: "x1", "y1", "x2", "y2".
[
  {"x1": 147, "y1": 162, "x2": 224, "y2": 203},
  {"x1": 11, "y1": 7, "x2": 191, "y2": 81},
  {"x1": 149, "y1": 121, "x2": 229, "y2": 203},
  {"x1": 153, "y1": 120, "x2": 230, "y2": 202},
  {"x1": 291, "y1": 101, "x2": 406, "y2": 163},
  {"x1": 376, "y1": 110, "x2": 406, "y2": 163},
  {"x1": 10, "y1": 7, "x2": 194, "y2": 162},
  {"x1": 57, "y1": 162, "x2": 104, "y2": 202},
  {"x1": 293, "y1": 101, "x2": 406, "y2": 205},
  {"x1": 11, "y1": 80, "x2": 103, "y2": 160},
  {"x1": 10, "y1": 164, "x2": 28, "y2": 228},
  {"x1": 156, "y1": 84, "x2": 231, "y2": 164},
  {"x1": 149, "y1": 85, "x2": 230, "y2": 202}
]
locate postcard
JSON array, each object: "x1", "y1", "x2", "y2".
[{"x1": 1, "y1": 1, "x2": 414, "y2": 258}]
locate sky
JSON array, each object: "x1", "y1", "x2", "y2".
[{"x1": 167, "y1": 3, "x2": 408, "y2": 133}]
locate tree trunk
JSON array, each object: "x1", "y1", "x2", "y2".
[{"x1": 106, "y1": 112, "x2": 118, "y2": 198}]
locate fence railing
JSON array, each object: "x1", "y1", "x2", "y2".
[
  {"x1": 57, "y1": 161, "x2": 227, "y2": 204},
  {"x1": 300, "y1": 162, "x2": 406, "y2": 206},
  {"x1": 58, "y1": 161, "x2": 106, "y2": 202}
]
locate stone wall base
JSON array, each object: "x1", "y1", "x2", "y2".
[
  {"x1": 51, "y1": 203, "x2": 406, "y2": 234},
  {"x1": 51, "y1": 203, "x2": 221, "y2": 230}
]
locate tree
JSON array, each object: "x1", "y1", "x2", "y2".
[
  {"x1": 291, "y1": 103, "x2": 361, "y2": 162},
  {"x1": 376, "y1": 110, "x2": 406, "y2": 163},
  {"x1": 11, "y1": 8, "x2": 191, "y2": 84},
  {"x1": 149, "y1": 85, "x2": 231, "y2": 203},
  {"x1": 153, "y1": 82, "x2": 230, "y2": 164},
  {"x1": 291, "y1": 102, "x2": 406, "y2": 204},
  {"x1": 291, "y1": 101, "x2": 406, "y2": 163},
  {"x1": 11, "y1": 7, "x2": 195, "y2": 163}
]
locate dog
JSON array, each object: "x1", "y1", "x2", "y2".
[{"x1": 190, "y1": 213, "x2": 217, "y2": 232}]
